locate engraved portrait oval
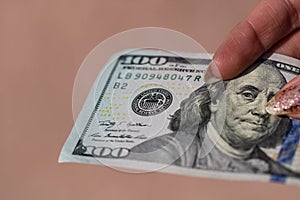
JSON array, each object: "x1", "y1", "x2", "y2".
[{"x1": 132, "y1": 88, "x2": 173, "y2": 116}]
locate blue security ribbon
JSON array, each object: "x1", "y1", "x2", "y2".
[{"x1": 270, "y1": 119, "x2": 300, "y2": 183}]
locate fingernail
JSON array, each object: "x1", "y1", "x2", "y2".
[
  {"x1": 204, "y1": 61, "x2": 222, "y2": 84},
  {"x1": 266, "y1": 84, "x2": 300, "y2": 115}
]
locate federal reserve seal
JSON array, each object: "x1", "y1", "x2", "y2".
[{"x1": 132, "y1": 88, "x2": 173, "y2": 116}]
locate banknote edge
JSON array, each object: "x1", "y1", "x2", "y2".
[{"x1": 58, "y1": 49, "x2": 300, "y2": 186}]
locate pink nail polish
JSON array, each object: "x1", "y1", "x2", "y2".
[{"x1": 266, "y1": 84, "x2": 300, "y2": 115}]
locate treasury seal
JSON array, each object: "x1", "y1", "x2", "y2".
[{"x1": 132, "y1": 88, "x2": 173, "y2": 116}]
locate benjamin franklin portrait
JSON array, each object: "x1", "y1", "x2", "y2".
[{"x1": 128, "y1": 61, "x2": 299, "y2": 177}]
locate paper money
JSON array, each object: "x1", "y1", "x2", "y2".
[{"x1": 59, "y1": 49, "x2": 300, "y2": 185}]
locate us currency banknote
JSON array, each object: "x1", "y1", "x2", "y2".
[{"x1": 59, "y1": 49, "x2": 300, "y2": 185}]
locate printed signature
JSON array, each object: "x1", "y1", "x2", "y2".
[
  {"x1": 90, "y1": 132, "x2": 147, "y2": 140},
  {"x1": 98, "y1": 120, "x2": 151, "y2": 128}
]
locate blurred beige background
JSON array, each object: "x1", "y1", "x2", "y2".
[{"x1": 2, "y1": 0, "x2": 300, "y2": 200}]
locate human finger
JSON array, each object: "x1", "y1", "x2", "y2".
[
  {"x1": 266, "y1": 76, "x2": 300, "y2": 119},
  {"x1": 204, "y1": 0, "x2": 300, "y2": 83},
  {"x1": 270, "y1": 28, "x2": 300, "y2": 59}
]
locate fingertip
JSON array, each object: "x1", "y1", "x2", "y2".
[
  {"x1": 203, "y1": 61, "x2": 222, "y2": 84},
  {"x1": 210, "y1": 54, "x2": 250, "y2": 80},
  {"x1": 212, "y1": 37, "x2": 258, "y2": 80},
  {"x1": 266, "y1": 82, "x2": 300, "y2": 117}
]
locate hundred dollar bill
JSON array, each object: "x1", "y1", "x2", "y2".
[{"x1": 59, "y1": 49, "x2": 300, "y2": 185}]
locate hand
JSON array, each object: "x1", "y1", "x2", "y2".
[{"x1": 205, "y1": 0, "x2": 300, "y2": 119}]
